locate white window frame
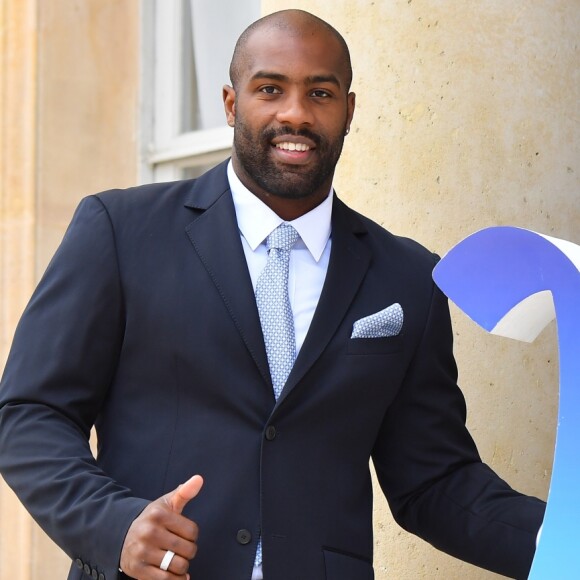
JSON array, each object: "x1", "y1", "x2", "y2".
[{"x1": 140, "y1": 1, "x2": 245, "y2": 183}]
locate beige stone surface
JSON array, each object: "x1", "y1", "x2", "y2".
[
  {"x1": 0, "y1": 1, "x2": 38, "y2": 578},
  {"x1": 1, "y1": 1, "x2": 140, "y2": 578},
  {"x1": 261, "y1": 1, "x2": 578, "y2": 578},
  {"x1": 36, "y1": 0, "x2": 140, "y2": 276}
]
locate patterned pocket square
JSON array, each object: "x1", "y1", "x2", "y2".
[{"x1": 351, "y1": 303, "x2": 404, "y2": 338}]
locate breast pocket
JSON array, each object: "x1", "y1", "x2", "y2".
[
  {"x1": 323, "y1": 548, "x2": 374, "y2": 580},
  {"x1": 347, "y1": 335, "x2": 403, "y2": 355}
]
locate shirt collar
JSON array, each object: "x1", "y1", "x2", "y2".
[{"x1": 227, "y1": 160, "x2": 333, "y2": 262}]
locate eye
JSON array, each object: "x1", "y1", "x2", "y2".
[
  {"x1": 311, "y1": 89, "x2": 332, "y2": 98},
  {"x1": 259, "y1": 86, "x2": 281, "y2": 95}
]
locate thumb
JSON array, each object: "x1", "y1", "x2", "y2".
[{"x1": 167, "y1": 474, "x2": 204, "y2": 514}]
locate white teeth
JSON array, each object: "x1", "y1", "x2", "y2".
[{"x1": 275, "y1": 142, "x2": 310, "y2": 152}]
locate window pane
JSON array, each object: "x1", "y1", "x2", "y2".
[
  {"x1": 181, "y1": 162, "x2": 219, "y2": 180},
  {"x1": 177, "y1": 147, "x2": 232, "y2": 180},
  {"x1": 181, "y1": 0, "x2": 200, "y2": 133},
  {"x1": 180, "y1": 0, "x2": 260, "y2": 133}
]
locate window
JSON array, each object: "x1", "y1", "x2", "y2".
[{"x1": 141, "y1": 0, "x2": 260, "y2": 182}]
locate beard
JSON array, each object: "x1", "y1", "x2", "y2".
[{"x1": 233, "y1": 115, "x2": 346, "y2": 200}]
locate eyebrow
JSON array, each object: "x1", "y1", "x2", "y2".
[{"x1": 250, "y1": 71, "x2": 342, "y2": 88}]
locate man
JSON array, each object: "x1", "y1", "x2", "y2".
[{"x1": 0, "y1": 9, "x2": 545, "y2": 580}]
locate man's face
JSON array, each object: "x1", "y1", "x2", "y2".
[{"x1": 224, "y1": 27, "x2": 355, "y2": 202}]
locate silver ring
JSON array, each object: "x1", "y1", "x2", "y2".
[{"x1": 160, "y1": 550, "x2": 175, "y2": 571}]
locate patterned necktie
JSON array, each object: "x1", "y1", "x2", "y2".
[
  {"x1": 253, "y1": 223, "x2": 299, "y2": 570},
  {"x1": 255, "y1": 223, "x2": 300, "y2": 400}
]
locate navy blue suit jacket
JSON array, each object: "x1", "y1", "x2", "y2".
[{"x1": 0, "y1": 161, "x2": 545, "y2": 579}]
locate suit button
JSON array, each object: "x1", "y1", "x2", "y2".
[
  {"x1": 75, "y1": 559, "x2": 84, "y2": 570},
  {"x1": 98, "y1": 574, "x2": 105, "y2": 580},
  {"x1": 236, "y1": 529, "x2": 252, "y2": 545},
  {"x1": 91, "y1": 569, "x2": 99, "y2": 579},
  {"x1": 84, "y1": 564, "x2": 91, "y2": 575},
  {"x1": 265, "y1": 425, "x2": 276, "y2": 440}
]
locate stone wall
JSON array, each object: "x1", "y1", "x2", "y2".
[{"x1": 0, "y1": 1, "x2": 140, "y2": 577}]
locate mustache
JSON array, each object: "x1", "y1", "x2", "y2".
[{"x1": 263, "y1": 127, "x2": 323, "y2": 147}]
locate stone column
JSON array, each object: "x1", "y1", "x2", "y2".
[
  {"x1": 0, "y1": 1, "x2": 37, "y2": 578},
  {"x1": 1, "y1": 1, "x2": 140, "y2": 577}
]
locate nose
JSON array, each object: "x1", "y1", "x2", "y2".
[{"x1": 275, "y1": 91, "x2": 314, "y2": 126}]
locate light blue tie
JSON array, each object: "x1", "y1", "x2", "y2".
[
  {"x1": 253, "y1": 223, "x2": 299, "y2": 568},
  {"x1": 255, "y1": 223, "x2": 300, "y2": 399}
]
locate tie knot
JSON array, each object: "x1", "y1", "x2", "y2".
[{"x1": 266, "y1": 223, "x2": 299, "y2": 252}]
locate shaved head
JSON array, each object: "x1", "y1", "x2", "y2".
[
  {"x1": 229, "y1": 9, "x2": 353, "y2": 92},
  {"x1": 223, "y1": 8, "x2": 356, "y2": 218}
]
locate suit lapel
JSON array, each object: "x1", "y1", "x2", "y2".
[
  {"x1": 183, "y1": 163, "x2": 272, "y2": 388},
  {"x1": 276, "y1": 197, "x2": 371, "y2": 407}
]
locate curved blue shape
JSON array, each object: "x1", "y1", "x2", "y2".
[{"x1": 433, "y1": 226, "x2": 580, "y2": 579}]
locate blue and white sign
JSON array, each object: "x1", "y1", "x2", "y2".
[{"x1": 433, "y1": 226, "x2": 580, "y2": 579}]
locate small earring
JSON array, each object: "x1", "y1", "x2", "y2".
[{"x1": 345, "y1": 128, "x2": 350, "y2": 135}]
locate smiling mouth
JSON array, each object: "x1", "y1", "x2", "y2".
[{"x1": 275, "y1": 142, "x2": 311, "y2": 152}]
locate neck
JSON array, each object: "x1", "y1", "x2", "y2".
[
  {"x1": 254, "y1": 190, "x2": 329, "y2": 221},
  {"x1": 231, "y1": 157, "x2": 332, "y2": 221}
]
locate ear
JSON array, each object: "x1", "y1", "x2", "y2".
[
  {"x1": 223, "y1": 85, "x2": 236, "y2": 127},
  {"x1": 345, "y1": 92, "x2": 356, "y2": 135}
]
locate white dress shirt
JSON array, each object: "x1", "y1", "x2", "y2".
[
  {"x1": 227, "y1": 161, "x2": 333, "y2": 580},
  {"x1": 227, "y1": 161, "x2": 332, "y2": 354}
]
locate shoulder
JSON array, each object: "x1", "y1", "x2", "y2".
[
  {"x1": 334, "y1": 197, "x2": 439, "y2": 272},
  {"x1": 94, "y1": 179, "x2": 196, "y2": 216},
  {"x1": 92, "y1": 159, "x2": 230, "y2": 218}
]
